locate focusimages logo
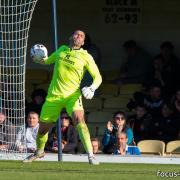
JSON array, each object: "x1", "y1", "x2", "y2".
[{"x1": 157, "y1": 170, "x2": 180, "y2": 178}]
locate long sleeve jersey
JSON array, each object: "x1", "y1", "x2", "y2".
[{"x1": 44, "y1": 45, "x2": 102, "y2": 99}]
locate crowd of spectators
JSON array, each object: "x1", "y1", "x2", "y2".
[
  {"x1": 0, "y1": 40, "x2": 179, "y2": 155},
  {"x1": 126, "y1": 85, "x2": 180, "y2": 144}
]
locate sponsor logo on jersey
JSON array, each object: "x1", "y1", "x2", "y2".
[{"x1": 62, "y1": 55, "x2": 75, "y2": 65}]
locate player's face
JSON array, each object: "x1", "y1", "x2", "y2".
[
  {"x1": 27, "y1": 113, "x2": 39, "y2": 127},
  {"x1": 71, "y1": 30, "x2": 85, "y2": 47}
]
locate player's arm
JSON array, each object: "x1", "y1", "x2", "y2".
[
  {"x1": 44, "y1": 45, "x2": 67, "y2": 65},
  {"x1": 82, "y1": 54, "x2": 102, "y2": 99},
  {"x1": 86, "y1": 55, "x2": 102, "y2": 88}
]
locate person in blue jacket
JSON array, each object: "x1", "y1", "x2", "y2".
[{"x1": 102, "y1": 111, "x2": 134, "y2": 154}]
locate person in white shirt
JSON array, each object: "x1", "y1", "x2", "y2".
[{"x1": 16, "y1": 111, "x2": 39, "y2": 152}]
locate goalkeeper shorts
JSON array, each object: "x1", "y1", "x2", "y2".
[{"x1": 40, "y1": 93, "x2": 83, "y2": 123}]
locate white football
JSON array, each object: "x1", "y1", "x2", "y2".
[{"x1": 30, "y1": 44, "x2": 48, "y2": 63}]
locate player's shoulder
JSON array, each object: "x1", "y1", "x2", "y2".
[
  {"x1": 80, "y1": 48, "x2": 94, "y2": 60},
  {"x1": 79, "y1": 48, "x2": 89, "y2": 55},
  {"x1": 57, "y1": 45, "x2": 69, "y2": 52}
]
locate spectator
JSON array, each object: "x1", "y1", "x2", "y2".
[
  {"x1": 127, "y1": 91, "x2": 145, "y2": 111},
  {"x1": 172, "y1": 89, "x2": 180, "y2": 136},
  {"x1": 48, "y1": 111, "x2": 78, "y2": 154},
  {"x1": 0, "y1": 111, "x2": 16, "y2": 150},
  {"x1": 144, "y1": 84, "x2": 164, "y2": 118},
  {"x1": 128, "y1": 104, "x2": 152, "y2": 143},
  {"x1": 16, "y1": 111, "x2": 39, "y2": 152},
  {"x1": 26, "y1": 88, "x2": 47, "y2": 116},
  {"x1": 147, "y1": 56, "x2": 165, "y2": 88},
  {"x1": 102, "y1": 111, "x2": 133, "y2": 154},
  {"x1": 171, "y1": 88, "x2": 180, "y2": 114},
  {"x1": 117, "y1": 40, "x2": 151, "y2": 84},
  {"x1": 151, "y1": 103, "x2": 178, "y2": 142},
  {"x1": 154, "y1": 41, "x2": 180, "y2": 97},
  {"x1": 113, "y1": 131, "x2": 141, "y2": 155},
  {"x1": 91, "y1": 138, "x2": 102, "y2": 154}
]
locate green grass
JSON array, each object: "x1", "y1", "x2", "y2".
[{"x1": 0, "y1": 161, "x2": 179, "y2": 180}]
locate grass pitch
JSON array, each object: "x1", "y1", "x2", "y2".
[{"x1": 0, "y1": 161, "x2": 179, "y2": 180}]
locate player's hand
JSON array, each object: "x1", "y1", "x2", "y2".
[{"x1": 82, "y1": 84, "x2": 96, "y2": 99}]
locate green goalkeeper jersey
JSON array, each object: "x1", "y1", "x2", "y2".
[{"x1": 44, "y1": 45, "x2": 102, "y2": 99}]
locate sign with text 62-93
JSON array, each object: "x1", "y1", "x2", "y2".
[{"x1": 102, "y1": 0, "x2": 142, "y2": 25}]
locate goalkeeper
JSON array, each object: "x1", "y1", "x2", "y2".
[{"x1": 24, "y1": 30, "x2": 102, "y2": 165}]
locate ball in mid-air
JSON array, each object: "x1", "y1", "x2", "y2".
[{"x1": 30, "y1": 44, "x2": 48, "y2": 63}]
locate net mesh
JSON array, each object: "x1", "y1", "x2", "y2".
[{"x1": 0, "y1": 0, "x2": 38, "y2": 160}]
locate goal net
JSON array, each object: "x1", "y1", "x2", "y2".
[{"x1": 0, "y1": 0, "x2": 38, "y2": 160}]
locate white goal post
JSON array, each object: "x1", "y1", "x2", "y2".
[{"x1": 0, "y1": 0, "x2": 38, "y2": 159}]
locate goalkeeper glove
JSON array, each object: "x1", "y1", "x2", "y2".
[{"x1": 82, "y1": 84, "x2": 97, "y2": 99}]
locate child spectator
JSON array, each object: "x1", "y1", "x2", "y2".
[
  {"x1": 91, "y1": 138, "x2": 102, "y2": 154},
  {"x1": 102, "y1": 111, "x2": 133, "y2": 154}
]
